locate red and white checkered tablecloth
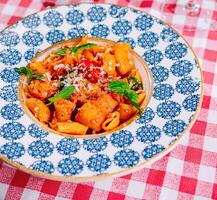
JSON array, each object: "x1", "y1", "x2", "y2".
[{"x1": 0, "y1": 0, "x2": 216, "y2": 199}]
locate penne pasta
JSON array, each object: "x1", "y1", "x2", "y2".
[
  {"x1": 26, "y1": 98, "x2": 51, "y2": 123},
  {"x1": 54, "y1": 99, "x2": 76, "y2": 122},
  {"x1": 137, "y1": 90, "x2": 146, "y2": 105},
  {"x1": 56, "y1": 121, "x2": 88, "y2": 135},
  {"x1": 29, "y1": 62, "x2": 48, "y2": 74},
  {"x1": 102, "y1": 112, "x2": 120, "y2": 131},
  {"x1": 117, "y1": 103, "x2": 137, "y2": 122},
  {"x1": 113, "y1": 42, "x2": 133, "y2": 75},
  {"x1": 75, "y1": 94, "x2": 118, "y2": 132},
  {"x1": 28, "y1": 80, "x2": 58, "y2": 101},
  {"x1": 102, "y1": 52, "x2": 117, "y2": 77}
]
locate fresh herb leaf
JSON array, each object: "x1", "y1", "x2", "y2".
[
  {"x1": 71, "y1": 43, "x2": 96, "y2": 55},
  {"x1": 124, "y1": 90, "x2": 142, "y2": 114},
  {"x1": 15, "y1": 67, "x2": 44, "y2": 80},
  {"x1": 108, "y1": 80, "x2": 142, "y2": 114},
  {"x1": 32, "y1": 74, "x2": 45, "y2": 80},
  {"x1": 15, "y1": 66, "x2": 32, "y2": 78},
  {"x1": 108, "y1": 80, "x2": 129, "y2": 94},
  {"x1": 48, "y1": 85, "x2": 75, "y2": 103},
  {"x1": 54, "y1": 43, "x2": 96, "y2": 56},
  {"x1": 54, "y1": 48, "x2": 69, "y2": 56}
]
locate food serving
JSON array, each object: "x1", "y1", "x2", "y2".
[{"x1": 16, "y1": 36, "x2": 147, "y2": 135}]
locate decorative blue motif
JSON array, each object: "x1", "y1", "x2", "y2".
[
  {"x1": 0, "y1": 68, "x2": 19, "y2": 83},
  {"x1": 136, "y1": 107, "x2": 155, "y2": 124},
  {"x1": 87, "y1": 6, "x2": 106, "y2": 23},
  {"x1": 138, "y1": 32, "x2": 159, "y2": 49},
  {"x1": 176, "y1": 77, "x2": 200, "y2": 95},
  {"x1": 134, "y1": 15, "x2": 154, "y2": 31},
  {"x1": 114, "y1": 149, "x2": 140, "y2": 168},
  {"x1": 24, "y1": 48, "x2": 40, "y2": 61},
  {"x1": 112, "y1": 19, "x2": 132, "y2": 36},
  {"x1": 165, "y1": 42, "x2": 188, "y2": 60},
  {"x1": 28, "y1": 140, "x2": 54, "y2": 159},
  {"x1": 66, "y1": 10, "x2": 85, "y2": 25},
  {"x1": 43, "y1": 10, "x2": 63, "y2": 28},
  {"x1": 160, "y1": 27, "x2": 179, "y2": 42},
  {"x1": 0, "y1": 48, "x2": 22, "y2": 65},
  {"x1": 142, "y1": 144, "x2": 164, "y2": 160},
  {"x1": 57, "y1": 138, "x2": 80, "y2": 155},
  {"x1": 118, "y1": 37, "x2": 136, "y2": 49},
  {"x1": 90, "y1": 24, "x2": 110, "y2": 38},
  {"x1": 110, "y1": 130, "x2": 134, "y2": 148},
  {"x1": 0, "y1": 85, "x2": 17, "y2": 102},
  {"x1": 22, "y1": 14, "x2": 41, "y2": 29},
  {"x1": 143, "y1": 49, "x2": 163, "y2": 65},
  {"x1": 83, "y1": 137, "x2": 108, "y2": 153},
  {"x1": 46, "y1": 29, "x2": 65, "y2": 44},
  {"x1": 68, "y1": 27, "x2": 88, "y2": 39},
  {"x1": 58, "y1": 157, "x2": 84, "y2": 175},
  {"x1": 151, "y1": 66, "x2": 169, "y2": 83},
  {"x1": 1, "y1": 104, "x2": 24, "y2": 120},
  {"x1": 183, "y1": 94, "x2": 199, "y2": 112},
  {"x1": 163, "y1": 119, "x2": 186, "y2": 137},
  {"x1": 87, "y1": 154, "x2": 111, "y2": 172},
  {"x1": 0, "y1": 31, "x2": 20, "y2": 47},
  {"x1": 0, "y1": 122, "x2": 25, "y2": 140},
  {"x1": 0, "y1": 142, "x2": 25, "y2": 159},
  {"x1": 171, "y1": 60, "x2": 193, "y2": 77},
  {"x1": 28, "y1": 124, "x2": 48, "y2": 138},
  {"x1": 157, "y1": 101, "x2": 181, "y2": 119},
  {"x1": 153, "y1": 83, "x2": 174, "y2": 100},
  {"x1": 30, "y1": 160, "x2": 54, "y2": 174},
  {"x1": 136, "y1": 124, "x2": 161, "y2": 143},
  {"x1": 109, "y1": 5, "x2": 128, "y2": 18},
  {"x1": 22, "y1": 30, "x2": 43, "y2": 47}
]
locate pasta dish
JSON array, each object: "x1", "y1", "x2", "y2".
[{"x1": 16, "y1": 36, "x2": 147, "y2": 135}]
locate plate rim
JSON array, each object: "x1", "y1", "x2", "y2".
[{"x1": 0, "y1": 2, "x2": 204, "y2": 182}]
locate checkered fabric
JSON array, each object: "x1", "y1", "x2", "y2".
[{"x1": 0, "y1": 0, "x2": 216, "y2": 199}]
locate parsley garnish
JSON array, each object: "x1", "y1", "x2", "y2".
[
  {"x1": 48, "y1": 86, "x2": 75, "y2": 103},
  {"x1": 15, "y1": 67, "x2": 44, "y2": 80},
  {"x1": 54, "y1": 43, "x2": 96, "y2": 56},
  {"x1": 108, "y1": 80, "x2": 142, "y2": 114}
]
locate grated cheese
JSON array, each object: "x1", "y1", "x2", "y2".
[{"x1": 54, "y1": 63, "x2": 65, "y2": 70}]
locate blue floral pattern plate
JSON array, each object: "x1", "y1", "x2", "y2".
[{"x1": 0, "y1": 3, "x2": 202, "y2": 181}]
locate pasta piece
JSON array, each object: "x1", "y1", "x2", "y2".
[
  {"x1": 137, "y1": 90, "x2": 146, "y2": 104},
  {"x1": 26, "y1": 98, "x2": 51, "y2": 123},
  {"x1": 55, "y1": 121, "x2": 88, "y2": 135},
  {"x1": 64, "y1": 52, "x2": 77, "y2": 65},
  {"x1": 97, "y1": 93, "x2": 118, "y2": 114},
  {"x1": 102, "y1": 111, "x2": 120, "y2": 131},
  {"x1": 102, "y1": 52, "x2": 117, "y2": 77},
  {"x1": 114, "y1": 42, "x2": 133, "y2": 75},
  {"x1": 83, "y1": 49, "x2": 94, "y2": 60},
  {"x1": 75, "y1": 101, "x2": 105, "y2": 132},
  {"x1": 54, "y1": 99, "x2": 76, "y2": 122},
  {"x1": 117, "y1": 103, "x2": 136, "y2": 121},
  {"x1": 78, "y1": 35, "x2": 89, "y2": 45},
  {"x1": 28, "y1": 80, "x2": 58, "y2": 101},
  {"x1": 29, "y1": 62, "x2": 48, "y2": 74},
  {"x1": 91, "y1": 45, "x2": 106, "y2": 55},
  {"x1": 129, "y1": 69, "x2": 142, "y2": 82},
  {"x1": 75, "y1": 94, "x2": 118, "y2": 132}
]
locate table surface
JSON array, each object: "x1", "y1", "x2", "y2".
[{"x1": 0, "y1": 0, "x2": 216, "y2": 199}]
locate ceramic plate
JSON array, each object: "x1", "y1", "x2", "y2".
[{"x1": 0, "y1": 3, "x2": 203, "y2": 181}]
